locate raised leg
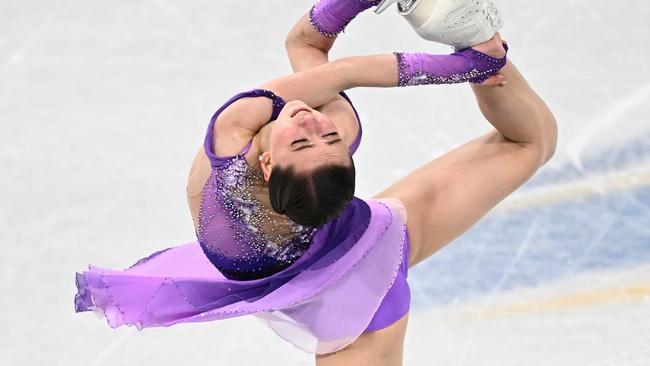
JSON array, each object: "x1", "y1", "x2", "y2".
[
  {"x1": 373, "y1": 35, "x2": 557, "y2": 268},
  {"x1": 470, "y1": 38, "x2": 557, "y2": 156}
]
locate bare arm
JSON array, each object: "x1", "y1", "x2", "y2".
[
  {"x1": 219, "y1": 53, "x2": 399, "y2": 136},
  {"x1": 250, "y1": 4, "x2": 398, "y2": 128},
  {"x1": 285, "y1": 12, "x2": 336, "y2": 72},
  {"x1": 284, "y1": 0, "x2": 381, "y2": 72},
  {"x1": 257, "y1": 54, "x2": 398, "y2": 107}
]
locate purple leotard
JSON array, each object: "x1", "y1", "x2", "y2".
[
  {"x1": 197, "y1": 88, "x2": 410, "y2": 332},
  {"x1": 198, "y1": 89, "x2": 362, "y2": 281},
  {"x1": 74, "y1": 88, "x2": 411, "y2": 353}
]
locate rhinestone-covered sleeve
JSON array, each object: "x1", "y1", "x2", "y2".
[
  {"x1": 393, "y1": 44, "x2": 508, "y2": 87},
  {"x1": 309, "y1": 0, "x2": 382, "y2": 37}
]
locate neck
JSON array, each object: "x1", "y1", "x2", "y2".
[
  {"x1": 257, "y1": 121, "x2": 274, "y2": 152},
  {"x1": 246, "y1": 121, "x2": 273, "y2": 171}
]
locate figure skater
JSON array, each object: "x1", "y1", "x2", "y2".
[{"x1": 75, "y1": 0, "x2": 557, "y2": 365}]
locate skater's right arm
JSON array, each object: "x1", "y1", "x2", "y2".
[
  {"x1": 284, "y1": 0, "x2": 380, "y2": 73},
  {"x1": 218, "y1": 55, "x2": 398, "y2": 138},
  {"x1": 224, "y1": 34, "x2": 508, "y2": 142},
  {"x1": 221, "y1": 47, "x2": 502, "y2": 136},
  {"x1": 257, "y1": 54, "x2": 398, "y2": 106},
  {"x1": 285, "y1": 12, "x2": 335, "y2": 73},
  {"x1": 258, "y1": 44, "x2": 506, "y2": 110}
]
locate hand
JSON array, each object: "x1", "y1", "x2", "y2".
[
  {"x1": 481, "y1": 73, "x2": 506, "y2": 87},
  {"x1": 473, "y1": 33, "x2": 508, "y2": 87}
]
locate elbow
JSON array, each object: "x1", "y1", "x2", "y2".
[
  {"x1": 284, "y1": 25, "x2": 308, "y2": 53},
  {"x1": 285, "y1": 24, "x2": 313, "y2": 51},
  {"x1": 284, "y1": 34, "x2": 298, "y2": 55},
  {"x1": 284, "y1": 33, "x2": 299, "y2": 50}
]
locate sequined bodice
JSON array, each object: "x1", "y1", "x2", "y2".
[
  {"x1": 197, "y1": 88, "x2": 363, "y2": 281},
  {"x1": 198, "y1": 154, "x2": 317, "y2": 280}
]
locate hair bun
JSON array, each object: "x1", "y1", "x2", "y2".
[{"x1": 268, "y1": 159, "x2": 356, "y2": 228}]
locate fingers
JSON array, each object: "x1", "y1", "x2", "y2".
[{"x1": 479, "y1": 73, "x2": 507, "y2": 87}]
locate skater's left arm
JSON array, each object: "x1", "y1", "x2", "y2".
[
  {"x1": 285, "y1": 0, "x2": 378, "y2": 72},
  {"x1": 284, "y1": 8, "x2": 364, "y2": 144},
  {"x1": 285, "y1": 12, "x2": 335, "y2": 72}
]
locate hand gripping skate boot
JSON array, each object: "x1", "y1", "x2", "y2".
[{"x1": 374, "y1": 0, "x2": 503, "y2": 50}]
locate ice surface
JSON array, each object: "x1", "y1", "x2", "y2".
[{"x1": 1, "y1": 0, "x2": 648, "y2": 365}]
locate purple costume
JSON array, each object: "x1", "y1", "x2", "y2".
[
  {"x1": 394, "y1": 43, "x2": 509, "y2": 85},
  {"x1": 309, "y1": 0, "x2": 382, "y2": 37},
  {"x1": 75, "y1": 89, "x2": 411, "y2": 354},
  {"x1": 75, "y1": 1, "x2": 508, "y2": 352},
  {"x1": 309, "y1": 0, "x2": 509, "y2": 85}
]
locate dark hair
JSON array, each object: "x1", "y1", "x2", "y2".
[{"x1": 268, "y1": 156, "x2": 356, "y2": 228}]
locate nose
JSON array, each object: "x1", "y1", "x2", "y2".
[{"x1": 296, "y1": 112, "x2": 321, "y2": 131}]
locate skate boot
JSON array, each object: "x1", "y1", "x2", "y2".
[{"x1": 374, "y1": 0, "x2": 503, "y2": 50}]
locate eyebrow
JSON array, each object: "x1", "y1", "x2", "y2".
[{"x1": 293, "y1": 138, "x2": 343, "y2": 151}]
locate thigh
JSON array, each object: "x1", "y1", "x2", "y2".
[
  {"x1": 373, "y1": 129, "x2": 542, "y2": 269},
  {"x1": 315, "y1": 312, "x2": 409, "y2": 366}
]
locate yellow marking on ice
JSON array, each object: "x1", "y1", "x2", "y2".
[
  {"x1": 461, "y1": 284, "x2": 650, "y2": 320},
  {"x1": 492, "y1": 166, "x2": 650, "y2": 213}
]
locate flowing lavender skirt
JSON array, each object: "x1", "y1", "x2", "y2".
[{"x1": 74, "y1": 198, "x2": 409, "y2": 354}]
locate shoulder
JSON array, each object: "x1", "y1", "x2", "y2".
[{"x1": 212, "y1": 96, "x2": 275, "y2": 157}]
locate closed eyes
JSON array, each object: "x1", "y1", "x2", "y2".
[{"x1": 292, "y1": 132, "x2": 341, "y2": 151}]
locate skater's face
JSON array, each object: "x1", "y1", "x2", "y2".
[{"x1": 260, "y1": 100, "x2": 351, "y2": 179}]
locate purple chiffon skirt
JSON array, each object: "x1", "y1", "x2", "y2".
[{"x1": 74, "y1": 198, "x2": 410, "y2": 354}]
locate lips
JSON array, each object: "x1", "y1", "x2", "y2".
[{"x1": 290, "y1": 107, "x2": 311, "y2": 118}]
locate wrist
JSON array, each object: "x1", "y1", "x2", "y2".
[
  {"x1": 309, "y1": 0, "x2": 380, "y2": 37},
  {"x1": 394, "y1": 47, "x2": 507, "y2": 87}
]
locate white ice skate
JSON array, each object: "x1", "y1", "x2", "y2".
[{"x1": 374, "y1": 0, "x2": 503, "y2": 50}]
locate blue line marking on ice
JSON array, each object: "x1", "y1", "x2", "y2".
[{"x1": 408, "y1": 135, "x2": 650, "y2": 310}]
